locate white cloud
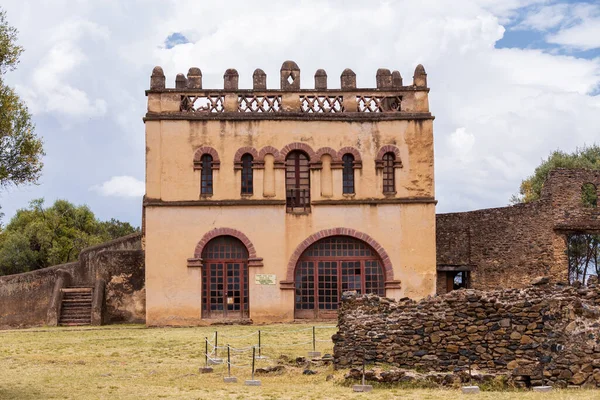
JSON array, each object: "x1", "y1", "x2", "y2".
[
  {"x1": 90, "y1": 176, "x2": 145, "y2": 198},
  {"x1": 517, "y1": 4, "x2": 571, "y2": 31},
  {"x1": 547, "y1": 18, "x2": 600, "y2": 50},
  {"x1": 1, "y1": 0, "x2": 600, "y2": 222}
]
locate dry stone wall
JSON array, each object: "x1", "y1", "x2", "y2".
[{"x1": 333, "y1": 283, "x2": 600, "y2": 388}]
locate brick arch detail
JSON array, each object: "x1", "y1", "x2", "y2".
[
  {"x1": 193, "y1": 146, "x2": 220, "y2": 170},
  {"x1": 315, "y1": 147, "x2": 339, "y2": 162},
  {"x1": 285, "y1": 228, "x2": 394, "y2": 282},
  {"x1": 280, "y1": 142, "x2": 316, "y2": 161},
  {"x1": 233, "y1": 147, "x2": 259, "y2": 164},
  {"x1": 375, "y1": 144, "x2": 400, "y2": 162},
  {"x1": 257, "y1": 146, "x2": 282, "y2": 162},
  {"x1": 375, "y1": 145, "x2": 401, "y2": 162},
  {"x1": 338, "y1": 147, "x2": 362, "y2": 162},
  {"x1": 193, "y1": 228, "x2": 257, "y2": 259}
]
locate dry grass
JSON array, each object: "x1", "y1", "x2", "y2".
[{"x1": 0, "y1": 323, "x2": 598, "y2": 400}]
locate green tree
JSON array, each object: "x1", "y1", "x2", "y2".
[
  {"x1": 0, "y1": 8, "x2": 44, "y2": 189},
  {"x1": 0, "y1": 199, "x2": 139, "y2": 275},
  {"x1": 510, "y1": 144, "x2": 600, "y2": 204}
]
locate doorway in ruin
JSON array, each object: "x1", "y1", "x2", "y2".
[
  {"x1": 201, "y1": 236, "x2": 249, "y2": 319},
  {"x1": 566, "y1": 232, "x2": 600, "y2": 284},
  {"x1": 293, "y1": 236, "x2": 385, "y2": 319}
]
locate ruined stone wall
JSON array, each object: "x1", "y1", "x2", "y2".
[
  {"x1": 436, "y1": 201, "x2": 561, "y2": 292},
  {"x1": 333, "y1": 285, "x2": 600, "y2": 388},
  {"x1": 436, "y1": 169, "x2": 600, "y2": 294},
  {"x1": 0, "y1": 233, "x2": 144, "y2": 328}
]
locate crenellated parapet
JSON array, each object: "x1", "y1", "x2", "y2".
[{"x1": 146, "y1": 61, "x2": 432, "y2": 120}]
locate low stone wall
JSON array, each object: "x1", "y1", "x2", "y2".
[
  {"x1": 333, "y1": 283, "x2": 600, "y2": 388},
  {"x1": 0, "y1": 233, "x2": 144, "y2": 328}
]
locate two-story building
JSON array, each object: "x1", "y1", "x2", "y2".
[{"x1": 143, "y1": 61, "x2": 436, "y2": 325}]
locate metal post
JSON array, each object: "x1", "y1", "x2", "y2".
[
  {"x1": 227, "y1": 344, "x2": 231, "y2": 377},
  {"x1": 215, "y1": 331, "x2": 218, "y2": 359},
  {"x1": 251, "y1": 346, "x2": 256, "y2": 381},
  {"x1": 205, "y1": 337, "x2": 208, "y2": 367},
  {"x1": 362, "y1": 357, "x2": 366, "y2": 386},
  {"x1": 258, "y1": 330, "x2": 261, "y2": 358},
  {"x1": 312, "y1": 326, "x2": 316, "y2": 352}
]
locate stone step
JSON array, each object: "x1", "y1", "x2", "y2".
[{"x1": 61, "y1": 288, "x2": 93, "y2": 293}]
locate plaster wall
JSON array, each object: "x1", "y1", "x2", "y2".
[{"x1": 145, "y1": 203, "x2": 435, "y2": 326}]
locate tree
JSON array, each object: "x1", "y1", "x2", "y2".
[
  {"x1": 0, "y1": 199, "x2": 139, "y2": 275},
  {"x1": 0, "y1": 8, "x2": 44, "y2": 189},
  {"x1": 510, "y1": 144, "x2": 600, "y2": 204},
  {"x1": 511, "y1": 145, "x2": 600, "y2": 284}
]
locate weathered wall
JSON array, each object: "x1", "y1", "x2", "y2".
[
  {"x1": 436, "y1": 169, "x2": 600, "y2": 293},
  {"x1": 333, "y1": 283, "x2": 600, "y2": 388},
  {"x1": 0, "y1": 233, "x2": 144, "y2": 328},
  {"x1": 144, "y1": 63, "x2": 437, "y2": 326}
]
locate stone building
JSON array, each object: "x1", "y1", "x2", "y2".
[
  {"x1": 436, "y1": 169, "x2": 600, "y2": 294},
  {"x1": 143, "y1": 61, "x2": 436, "y2": 325}
]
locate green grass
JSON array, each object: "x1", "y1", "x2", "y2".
[{"x1": 0, "y1": 323, "x2": 597, "y2": 399}]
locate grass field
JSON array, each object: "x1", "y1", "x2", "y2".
[{"x1": 0, "y1": 323, "x2": 598, "y2": 400}]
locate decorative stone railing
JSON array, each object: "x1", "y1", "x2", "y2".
[{"x1": 146, "y1": 61, "x2": 431, "y2": 117}]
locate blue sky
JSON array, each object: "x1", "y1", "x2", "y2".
[{"x1": 1, "y1": 0, "x2": 599, "y2": 227}]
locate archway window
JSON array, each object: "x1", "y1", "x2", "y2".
[
  {"x1": 582, "y1": 183, "x2": 598, "y2": 208},
  {"x1": 382, "y1": 152, "x2": 395, "y2": 194},
  {"x1": 342, "y1": 154, "x2": 355, "y2": 194},
  {"x1": 201, "y1": 236, "x2": 249, "y2": 319},
  {"x1": 294, "y1": 236, "x2": 385, "y2": 319},
  {"x1": 286, "y1": 151, "x2": 310, "y2": 212},
  {"x1": 201, "y1": 154, "x2": 213, "y2": 195},
  {"x1": 241, "y1": 154, "x2": 253, "y2": 195}
]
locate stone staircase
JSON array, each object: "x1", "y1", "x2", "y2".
[{"x1": 59, "y1": 287, "x2": 93, "y2": 326}]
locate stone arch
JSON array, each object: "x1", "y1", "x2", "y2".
[
  {"x1": 191, "y1": 228, "x2": 262, "y2": 267},
  {"x1": 285, "y1": 228, "x2": 394, "y2": 282},
  {"x1": 375, "y1": 145, "x2": 402, "y2": 169},
  {"x1": 234, "y1": 147, "x2": 259, "y2": 163},
  {"x1": 193, "y1": 146, "x2": 220, "y2": 170},
  {"x1": 234, "y1": 147, "x2": 259, "y2": 169},
  {"x1": 257, "y1": 146, "x2": 282, "y2": 162},
  {"x1": 280, "y1": 142, "x2": 316, "y2": 161},
  {"x1": 338, "y1": 147, "x2": 363, "y2": 169},
  {"x1": 315, "y1": 147, "x2": 338, "y2": 162}
]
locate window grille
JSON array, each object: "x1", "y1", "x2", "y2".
[
  {"x1": 342, "y1": 154, "x2": 355, "y2": 194},
  {"x1": 285, "y1": 151, "x2": 310, "y2": 212},
  {"x1": 201, "y1": 154, "x2": 213, "y2": 195},
  {"x1": 241, "y1": 154, "x2": 253, "y2": 195},
  {"x1": 382, "y1": 152, "x2": 395, "y2": 194}
]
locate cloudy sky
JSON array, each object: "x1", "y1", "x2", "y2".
[{"x1": 1, "y1": 0, "x2": 599, "y2": 226}]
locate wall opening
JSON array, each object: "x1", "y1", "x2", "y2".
[
  {"x1": 567, "y1": 232, "x2": 599, "y2": 284},
  {"x1": 581, "y1": 183, "x2": 598, "y2": 208}
]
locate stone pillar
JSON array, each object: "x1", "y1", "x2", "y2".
[
  {"x1": 320, "y1": 155, "x2": 333, "y2": 198},
  {"x1": 315, "y1": 69, "x2": 327, "y2": 90},
  {"x1": 376, "y1": 68, "x2": 392, "y2": 89},
  {"x1": 150, "y1": 66, "x2": 165, "y2": 90},
  {"x1": 187, "y1": 67, "x2": 202, "y2": 89}
]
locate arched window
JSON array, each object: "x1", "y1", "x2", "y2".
[
  {"x1": 342, "y1": 154, "x2": 355, "y2": 194},
  {"x1": 241, "y1": 154, "x2": 253, "y2": 195},
  {"x1": 201, "y1": 236, "x2": 249, "y2": 319},
  {"x1": 201, "y1": 154, "x2": 213, "y2": 195},
  {"x1": 286, "y1": 151, "x2": 310, "y2": 212},
  {"x1": 382, "y1": 152, "x2": 395, "y2": 194},
  {"x1": 294, "y1": 236, "x2": 385, "y2": 319}
]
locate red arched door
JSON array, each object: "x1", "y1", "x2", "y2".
[
  {"x1": 201, "y1": 236, "x2": 249, "y2": 319},
  {"x1": 294, "y1": 236, "x2": 385, "y2": 319}
]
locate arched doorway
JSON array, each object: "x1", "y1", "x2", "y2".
[
  {"x1": 201, "y1": 236, "x2": 249, "y2": 319},
  {"x1": 294, "y1": 236, "x2": 385, "y2": 319}
]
